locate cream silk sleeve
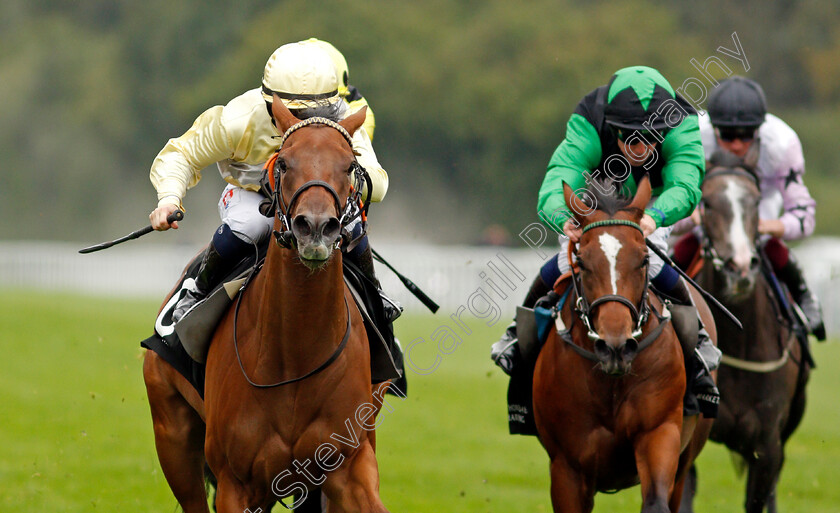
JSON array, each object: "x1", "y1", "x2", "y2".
[{"x1": 150, "y1": 105, "x2": 234, "y2": 207}]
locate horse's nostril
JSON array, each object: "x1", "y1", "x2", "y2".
[
  {"x1": 622, "y1": 339, "x2": 639, "y2": 360},
  {"x1": 292, "y1": 215, "x2": 313, "y2": 238},
  {"x1": 594, "y1": 339, "x2": 610, "y2": 360},
  {"x1": 321, "y1": 217, "x2": 341, "y2": 242}
]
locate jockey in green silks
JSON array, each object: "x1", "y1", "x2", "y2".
[{"x1": 493, "y1": 66, "x2": 720, "y2": 418}]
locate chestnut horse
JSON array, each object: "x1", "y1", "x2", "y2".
[
  {"x1": 533, "y1": 177, "x2": 714, "y2": 513},
  {"x1": 680, "y1": 162, "x2": 810, "y2": 513},
  {"x1": 142, "y1": 99, "x2": 390, "y2": 512}
]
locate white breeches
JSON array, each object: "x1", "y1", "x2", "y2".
[{"x1": 218, "y1": 184, "x2": 274, "y2": 244}]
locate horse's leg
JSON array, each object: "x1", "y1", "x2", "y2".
[
  {"x1": 675, "y1": 416, "x2": 712, "y2": 513},
  {"x1": 766, "y1": 485, "x2": 778, "y2": 513},
  {"x1": 672, "y1": 443, "x2": 707, "y2": 513},
  {"x1": 635, "y1": 423, "x2": 681, "y2": 513},
  {"x1": 677, "y1": 464, "x2": 697, "y2": 513},
  {"x1": 294, "y1": 489, "x2": 325, "y2": 513},
  {"x1": 320, "y1": 440, "x2": 388, "y2": 513},
  {"x1": 214, "y1": 472, "x2": 266, "y2": 513},
  {"x1": 143, "y1": 352, "x2": 210, "y2": 513},
  {"x1": 744, "y1": 437, "x2": 784, "y2": 513},
  {"x1": 548, "y1": 456, "x2": 593, "y2": 513}
]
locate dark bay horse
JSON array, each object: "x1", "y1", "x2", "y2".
[
  {"x1": 143, "y1": 99, "x2": 390, "y2": 512},
  {"x1": 680, "y1": 161, "x2": 810, "y2": 513},
  {"x1": 533, "y1": 177, "x2": 714, "y2": 513}
]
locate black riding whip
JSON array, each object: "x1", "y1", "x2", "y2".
[
  {"x1": 79, "y1": 210, "x2": 184, "y2": 254},
  {"x1": 646, "y1": 239, "x2": 743, "y2": 330},
  {"x1": 370, "y1": 248, "x2": 439, "y2": 313}
]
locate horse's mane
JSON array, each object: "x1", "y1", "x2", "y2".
[
  {"x1": 291, "y1": 99, "x2": 346, "y2": 122},
  {"x1": 264, "y1": 99, "x2": 346, "y2": 124},
  {"x1": 583, "y1": 178, "x2": 643, "y2": 217}
]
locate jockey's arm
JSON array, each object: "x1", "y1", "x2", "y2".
[
  {"x1": 773, "y1": 133, "x2": 816, "y2": 240},
  {"x1": 648, "y1": 116, "x2": 705, "y2": 228},
  {"x1": 538, "y1": 113, "x2": 602, "y2": 235},
  {"x1": 351, "y1": 122, "x2": 389, "y2": 203},
  {"x1": 670, "y1": 208, "x2": 701, "y2": 235},
  {"x1": 150, "y1": 105, "x2": 234, "y2": 228},
  {"x1": 347, "y1": 93, "x2": 376, "y2": 140}
]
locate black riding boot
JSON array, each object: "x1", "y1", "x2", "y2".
[
  {"x1": 777, "y1": 253, "x2": 826, "y2": 341},
  {"x1": 490, "y1": 273, "x2": 552, "y2": 375},
  {"x1": 663, "y1": 277, "x2": 721, "y2": 418},
  {"x1": 172, "y1": 224, "x2": 251, "y2": 323},
  {"x1": 352, "y1": 244, "x2": 403, "y2": 322},
  {"x1": 172, "y1": 243, "x2": 228, "y2": 323}
]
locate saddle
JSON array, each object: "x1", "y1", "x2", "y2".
[{"x1": 141, "y1": 244, "x2": 405, "y2": 398}]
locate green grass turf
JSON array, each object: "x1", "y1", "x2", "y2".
[{"x1": 0, "y1": 290, "x2": 838, "y2": 511}]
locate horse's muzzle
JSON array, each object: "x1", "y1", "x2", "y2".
[
  {"x1": 594, "y1": 337, "x2": 638, "y2": 376},
  {"x1": 292, "y1": 212, "x2": 341, "y2": 266},
  {"x1": 721, "y1": 262, "x2": 759, "y2": 299}
]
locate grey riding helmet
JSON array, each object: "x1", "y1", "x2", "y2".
[{"x1": 707, "y1": 76, "x2": 767, "y2": 127}]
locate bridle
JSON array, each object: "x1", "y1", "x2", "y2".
[
  {"x1": 562, "y1": 218, "x2": 669, "y2": 363},
  {"x1": 231, "y1": 116, "x2": 369, "y2": 389},
  {"x1": 571, "y1": 219, "x2": 651, "y2": 341},
  {"x1": 266, "y1": 116, "x2": 371, "y2": 251}
]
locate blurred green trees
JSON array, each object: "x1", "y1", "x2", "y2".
[{"x1": 2, "y1": 0, "x2": 838, "y2": 243}]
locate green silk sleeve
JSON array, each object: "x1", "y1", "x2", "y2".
[
  {"x1": 648, "y1": 115, "x2": 705, "y2": 227},
  {"x1": 538, "y1": 113, "x2": 603, "y2": 233}
]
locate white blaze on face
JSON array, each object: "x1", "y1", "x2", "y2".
[
  {"x1": 725, "y1": 180, "x2": 753, "y2": 271},
  {"x1": 598, "y1": 233, "x2": 623, "y2": 294}
]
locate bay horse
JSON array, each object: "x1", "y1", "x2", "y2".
[
  {"x1": 680, "y1": 159, "x2": 810, "y2": 513},
  {"x1": 533, "y1": 177, "x2": 714, "y2": 513},
  {"x1": 142, "y1": 98, "x2": 390, "y2": 512}
]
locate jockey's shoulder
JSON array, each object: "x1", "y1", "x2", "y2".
[
  {"x1": 208, "y1": 89, "x2": 276, "y2": 143},
  {"x1": 758, "y1": 113, "x2": 801, "y2": 149},
  {"x1": 221, "y1": 88, "x2": 268, "y2": 120}
]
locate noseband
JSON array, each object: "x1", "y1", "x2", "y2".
[
  {"x1": 268, "y1": 117, "x2": 371, "y2": 250},
  {"x1": 571, "y1": 220, "x2": 651, "y2": 341}
]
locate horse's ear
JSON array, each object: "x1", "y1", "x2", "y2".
[
  {"x1": 630, "y1": 175, "x2": 652, "y2": 212},
  {"x1": 271, "y1": 94, "x2": 299, "y2": 133},
  {"x1": 339, "y1": 106, "x2": 367, "y2": 136},
  {"x1": 563, "y1": 182, "x2": 585, "y2": 223}
]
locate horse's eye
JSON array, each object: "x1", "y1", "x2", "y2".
[
  {"x1": 640, "y1": 255, "x2": 650, "y2": 269},
  {"x1": 347, "y1": 163, "x2": 356, "y2": 176},
  {"x1": 277, "y1": 158, "x2": 287, "y2": 174}
]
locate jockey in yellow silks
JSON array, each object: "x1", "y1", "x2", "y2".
[{"x1": 148, "y1": 39, "x2": 395, "y2": 322}]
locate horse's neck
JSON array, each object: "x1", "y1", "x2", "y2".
[{"x1": 252, "y1": 248, "x2": 347, "y2": 369}]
